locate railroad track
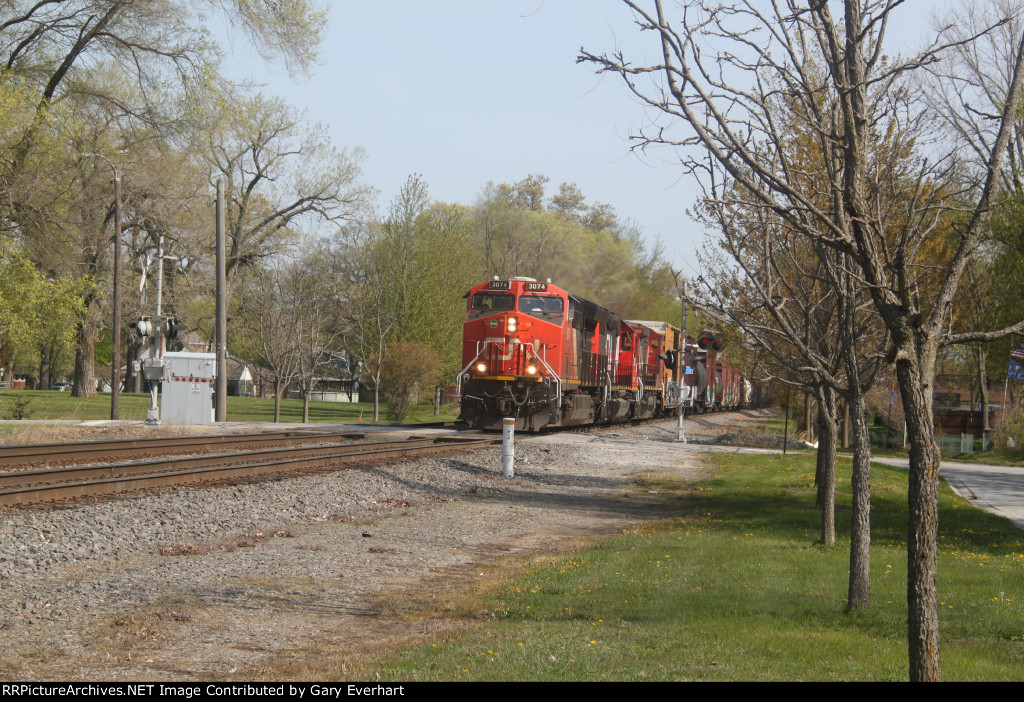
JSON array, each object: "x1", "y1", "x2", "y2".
[
  {"x1": 0, "y1": 432, "x2": 497, "y2": 508},
  {"x1": 0, "y1": 428, "x2": 371, "y2": 469}
]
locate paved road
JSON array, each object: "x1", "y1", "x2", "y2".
[
  {"x1": 647, "y1": 437, "x2": 1024, "y2": 532},
  {"x1": 675, "y1": 441, "x2": 1024, "y2": 532},
  {"x1": 865, "y1": 457, "x2": 1024, "y2": 531}
]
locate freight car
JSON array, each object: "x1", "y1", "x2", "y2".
[{"x1": 457, "y1": 277, "x2": 754, "y2": 431}]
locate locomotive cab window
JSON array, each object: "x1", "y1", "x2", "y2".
[
  {"x1": 518, "y1": 295, "x2": 564, "y2": 321},
  {"x1": 469, "y1": 292, "x2": 515, "y2": 319}
]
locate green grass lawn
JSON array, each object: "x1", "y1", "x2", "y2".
[
  {"x1": 0, "y1": 389, "x2": 459, "y2": 425},
  {"x1": 358, "y1": 453, "x2": 1024, "y2": 681}
]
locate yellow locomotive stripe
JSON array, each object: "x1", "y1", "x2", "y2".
[
  {"x1": 471, "y1": 375, "x2": 545, "y2": 382},
  {"x1": 470, "y1": 376, "x2": 641, "y2": 389}
]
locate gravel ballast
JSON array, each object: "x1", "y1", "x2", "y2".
[{"x1": 0, "y1": 412, "x2": 773, "y2": 680}]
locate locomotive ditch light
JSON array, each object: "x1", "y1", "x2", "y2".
[
  {"x1": 526, "y1": 364, "x2": 538, "y2": 375},
  {"x1": 476, "y1": 363, "x2": 487, "y2": 373}
]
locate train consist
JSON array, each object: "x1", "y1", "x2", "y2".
[{"x1": 458, "y1": 277, "x2": 764, "y2": 431}]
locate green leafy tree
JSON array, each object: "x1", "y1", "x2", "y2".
[{"x1": 0, "y1": 242, "x2": 84, "y2": 385}]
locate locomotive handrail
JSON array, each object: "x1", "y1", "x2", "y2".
[
  {"x1": 531, "y1": 344, "x2": 561, "y2": 407},
  {"x1": 455, "y1": 344, "x2": 488, "y2": 398},
  {"x1": 456, "y1": 340, "x2": 561, "y2": 409}
]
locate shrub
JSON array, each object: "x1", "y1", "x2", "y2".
[
  {"x1": 2, "y1": 395, "x2": 33, "y2": 420},
  {"x1": 379, "y1": 341, "x2": 441, "y2": 423}
]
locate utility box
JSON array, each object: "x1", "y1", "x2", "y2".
[{"x1": 160, "y1": 352, "x2": 216, "y2": 423}]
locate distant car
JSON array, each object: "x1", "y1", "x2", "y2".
[{"x1": 51, "y1": 382, "x2": 72, "y2": 391}]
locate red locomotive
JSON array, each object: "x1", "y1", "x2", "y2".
[{"x1": 458, "y1": 277, "x2": 754, "y2": 431}]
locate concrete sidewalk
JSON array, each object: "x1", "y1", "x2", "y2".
[{"x1": 871, "y1": 457, "x2": 1024, "y2": 531}]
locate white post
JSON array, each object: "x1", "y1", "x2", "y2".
[
  {"x1": 676, "y1": 394, "x2": 686, "y2": 443},
  {"x1": 502, "y1": 417, "x2": 515, "y2": 478}
]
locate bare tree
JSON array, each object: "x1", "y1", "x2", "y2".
[
  {"x1": 234, "y1": 262, "x2": 302, "y2": 422},
  {"x1": 581, "y1": 0, "x2": 1024, "y2": 680},
  {"x1": 290, "y1": 245, "x2": 346, "y2": 423},
  {"x1": 335, "y1": 221, "x2": 401, "y2": 423},
  {"x1": 694, "y1": 195, "x2": 886, "y2": 608},
  {"x1": 198, "y1": 90, "x2": 372, "y2": 293}
]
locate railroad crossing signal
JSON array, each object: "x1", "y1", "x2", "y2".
[
  {"x1": 162, "y1": 317, "x2": 184, "y2": 340},
  {"x1": 132, "y1": 317, "x2": 153, "y2": 338}
]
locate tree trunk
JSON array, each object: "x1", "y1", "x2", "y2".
[
  {"x1": 847, "y1": 387, "x2": 872, "y2": 611},
  {"x1": 977, "y1": 346, "x2": 990, "y2": 431},
  {"x1": 72, "y1": 318, "x2": 97, "y2": 398},
  {"x1": 815, "y1": 385, "x2": 838, "y2": 546},
  {"x1": 123, "y1": 339, "x2": 141, "y2": 393},
  {"x1": 38, "y1": 349, "x2": 51, "y2": 390},
  {"x1": 841, "y1": 399, "x2": 851, "y2": 447},
  {"x1": 896, "y1": 357, "x2": 942, "y2": 681},
  {"x1": 303, "y1": 391, "x2": 310, "y2": 423},
  {"x1": 273, "y1": 378, "x2": 281, "y2": 423}
]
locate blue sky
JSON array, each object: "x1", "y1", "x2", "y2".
[
  {"x1": 221, "y1": 1, "x2": 704, "y2": 272},
  {"x1": 220, "y1": 1, "x2": 939, "y2": 275}
]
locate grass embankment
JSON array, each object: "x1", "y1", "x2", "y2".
[
  {"x1": 356, "y1": 454, "x2": 1023, "y2": 681},
  {"x1": 0, "y1": 389, "x2": 458, "y2": 426}
]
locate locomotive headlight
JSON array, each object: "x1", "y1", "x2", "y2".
[
  {"x1": 507, "y1": 316, "x2": 518, "y2": 332},
  {"x1": 476, "y1": 363, "x2": 487, "y2": 373},
  {"x1": 526, "y1": 364, "x2": 538, "y2": 375}
]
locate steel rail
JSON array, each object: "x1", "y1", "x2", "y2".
[
  {"x1": 0, "y1": 435, "x2": 497, "y2": 508},
  {"x1": 0, "y1": 429, "x2": 371, "y2": 468}
]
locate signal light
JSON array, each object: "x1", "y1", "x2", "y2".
[
  {"x1": 133, "y1": 317, "x2": 153, "y2": 338},
  {"x1": 696, "y1": 330, "x2": 723, "y2": 351},
  {"x1": 658, "y1": 350, "x2": 678, "y2": 370},
  {"x1": 162, "y1": 318, "x2": 184, "y2": 340}
]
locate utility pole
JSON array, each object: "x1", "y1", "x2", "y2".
[
  {"x1": 676, "y1": 279, "x2": 687, "y2": 443},
  {"x1": 111, "y1": 169, "x2": 122, "y2": 420},
  {"x1": 215, "y1": 180, "x2": 227, "y2": 422},
  {"x1": 87, "y1": 153, "x2": 122, "y2": 419}
]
